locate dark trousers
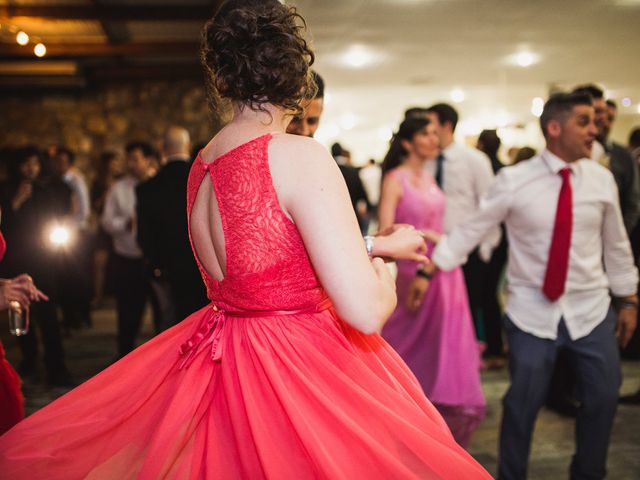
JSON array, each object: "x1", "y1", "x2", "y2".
[
  {"x1": 462, "y1": 249, "x2": 489, "y2": 341},
  {"x1": 499, "y1": 310, "x2": 620, "y2": 480},
  {"x1": 148, "y1": 276, "x2": 176, "y2": 333},
  {"x1": 58, "y1": 230, "x2": 94, "y2": 329},
  {"x1": 169, "y1": 272, "x2": 208, "y2": 321},
  {"x1": 112, "y1": 254, "x2": 149, "y2": 357},
  {"x1": 17, "y1": 300, "x2": 68, "y2": 381},
  {"x1": 484, "y1": 234, "x2": 508, "y2": 356}
]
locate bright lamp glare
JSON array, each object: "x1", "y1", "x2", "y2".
[
  {"x1": 450, "y1": 88, "x2": 465, "y2": 103},
  {"x1": 621, "y1": 97, "x2": 632, "y2": 107},
  {"x1": 531, "y1": 97, "x2": 544, "y2": 117},
  {"x1": 515, "y1": 52, "x2": 535, "y2": 67},
  {"x1": 49, "y1": 226, "x2": 71, "y2": 247},
  {"x1": 34, "y1": 43, "x2": 46, "y2": 57},
  {"x1": 340, "y1": 45, "x2": 382, "y2": 69},
  {"x1": 16, "y1": 31, "x2": 29, "y2": 46}
]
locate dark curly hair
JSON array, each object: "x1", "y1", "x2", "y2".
[{"x1": 201, "y1": 0, "x2": 316, "y2": 118}]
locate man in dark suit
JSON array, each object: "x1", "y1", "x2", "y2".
[
  {"x1": 574, "y1": 86, "x2": 640, "y2": 234},
  {"x1": 136, "y1": 126, "x2": 207, "y2": 327}
]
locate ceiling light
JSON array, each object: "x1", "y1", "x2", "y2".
[
  {"x1": 637, "y1": 104, "x2": 640, "y2": 114},
  {"x1": 34, "y1": 43, "x2": 46, "y2": 57},
  {"x1": 16, "y1": 31, "x2": 29, "y2": 46},
  {"x1": 531, "y1": 97, "x2": 544, "y2": 117},
  {"x1": 622, "y1": 97, "x2": 632, "y2": 107},
  {"x1": 515, "y1": 51, "x2": 536, "y2": 67},
  {"x1": 450, "y1": 88, "x2": 465, "y2": 103},
  {"x1": 340, "y1": 45, "x2": 382, "y2": 69}
]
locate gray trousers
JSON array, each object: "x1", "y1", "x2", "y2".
[{"x1": 498, "y1": 309, "x2": 620, "y2": 480}]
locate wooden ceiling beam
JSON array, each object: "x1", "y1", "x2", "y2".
[
  {"x1": 0, "y1": 5, "x2": 219, "y2": 21},
  {"x1": 0, "y1": 42, "x2": 201, "y2": 59}
]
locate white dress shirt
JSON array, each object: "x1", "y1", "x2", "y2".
[
  {"x1": 433, "y1": 149, "x2": 638, "y2": 341},
  {"x1": 63, "y1": 168, "x2": 90, "y2": 229},
  {"x1": 101, "y1": 175, "x2": 142, "y2": 259},
  {"x1": 359, "y1": 164, "x2": 382, "y2": 205},
  {"x1": 425, "y1": 141, "x2": 500, "y2": 260}
]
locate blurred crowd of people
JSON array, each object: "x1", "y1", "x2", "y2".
[
  {"x1": 0, "y1": 126, "x2": 209, "y2": 391},
  {"x1": 1, "y1": 71, "x2": 639, "y2": 476}
]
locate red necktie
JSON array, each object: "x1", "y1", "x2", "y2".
[{"x1": 542, "y1": 167, "x2": 573, "y2": 302}]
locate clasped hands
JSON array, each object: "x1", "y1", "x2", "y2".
[{"x1": 373, "y1": 226, "x2": 442, "y2": 312}]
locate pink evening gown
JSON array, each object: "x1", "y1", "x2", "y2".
[
  {"x1": 0, "y1": 134, "x2": 491, "y2": 479},
  {"x1": 381, "y1": 168, "x2": 486, "y2": 448}
]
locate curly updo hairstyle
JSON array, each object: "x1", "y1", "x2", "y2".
[{"x1": 201, "y1": 0, "x2": 317, "y2": 117}]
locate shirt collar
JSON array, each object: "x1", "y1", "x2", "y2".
[
  {"x1": 541, "y1": 148, "x2": 576, "y2": 175},
  {"x1": 441, "y1": 141, "x2": 460, "y2": 158}
]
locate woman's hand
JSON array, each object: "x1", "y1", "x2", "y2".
[
  {"x1": 0, "y1": 274, "x2": 48, "y2": 311},
  {"x1": 374, "y1": 224, "x2": 428, "y2": 263}
]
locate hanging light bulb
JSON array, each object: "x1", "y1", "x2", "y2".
[
  {"x1": 34, "y1": 43, "x2": 46, "y2": 57},
  {"x1": 16, "y1": 31, "x2": 29, "y2": 45}
]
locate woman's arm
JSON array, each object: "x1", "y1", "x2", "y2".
[
  {"x1": 377, "y1": 173, "x2": 402, "y2": 232},
  {"x1": 271, "y1": 136, "x2": 396, "y2": 334}
]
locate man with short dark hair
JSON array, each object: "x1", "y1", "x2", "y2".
[
  {"x1": 573, "y1": 84, "x2": 640, "y2": 234},
  {"x1": 286, "y1": 71, "x2": 324, "y2": 138},
  {"x1": 102, "y1": 142, "x2": 154, "y2": 357},
  {"x1": 52, "y1": 146, "x2": 93, "y2": 331},
  {"x1": 136, "y1": 127, "x2": 208, "y2": 325},
  {"x1": 430, "y1": 92, "x2": 638, "y2": 479},
  {"x1": 424, "y1": 102, "x2": 500, "y2": 341}
]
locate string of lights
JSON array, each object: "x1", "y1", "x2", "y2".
[{"x1": 0, "y1": 21, "x2": 47, "y2": 57}]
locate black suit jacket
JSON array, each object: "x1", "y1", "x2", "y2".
[
  {"x1": 606, "y1": 141, "x2": 640, "y2": 235},
  {"x1": 136, "y1": 160, "x2": 207, "y2": 314},
  {"x1": 338, "y1": 164, "x2": 371, "y2": 214}
]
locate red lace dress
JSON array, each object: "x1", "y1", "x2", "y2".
[
  {"x1": 0, "y1": 134, "x2": 490, "y2": 479},
  {"x1": 0, "y1": 230, "x2": 25, "y2": 436}
]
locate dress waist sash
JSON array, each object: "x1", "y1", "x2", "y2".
[{"x1": 178, "y1": 297, "x2": 333, "y2": 369}]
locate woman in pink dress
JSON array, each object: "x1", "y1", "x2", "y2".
[
  {"x1": 379, "y1": 117, "x2": 486, "y2": 448},
  {"x1": 0, "y1": 1, "x2": 491, "y2": 478}
]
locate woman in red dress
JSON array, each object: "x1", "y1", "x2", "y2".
[
  {"x1": 0, "y1": 1, "x2": 491, "y2": 478},
  {"x1": 0, "y1": 225, "x2": 48, "y2": 435}
]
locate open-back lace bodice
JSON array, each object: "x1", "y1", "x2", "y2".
[{"x1": 187, "y1": 133, "x2": 326, "y2": 311}]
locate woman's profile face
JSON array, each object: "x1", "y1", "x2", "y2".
[{"x1": 410, "y1": 124, "x2": 440, "y2": 159}]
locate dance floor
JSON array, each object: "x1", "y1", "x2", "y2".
[{"x1": 2, "y1": 302, "x2": 639, "y2": 479}]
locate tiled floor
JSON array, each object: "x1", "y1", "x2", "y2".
[{"x1": 2, "y1": 304, "x2": 639, "y2": 479}]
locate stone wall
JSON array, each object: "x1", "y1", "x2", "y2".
[{"x1": 0, "y1": 81, "x2": 225, "y2": 179}]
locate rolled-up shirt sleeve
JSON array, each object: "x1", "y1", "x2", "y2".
[
  {"x1": 434, "y1": 168, "x2": 512, "y2": 271},
  {"x1": 602, "y1": 174, "x2": 639, "y2": 296}
]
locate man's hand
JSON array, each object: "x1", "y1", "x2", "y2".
[
  {"x1": 406, "y1": 276, "x2": 429, "y2": 312},
  {"x1": 421, "y1": 229, "x2": 442, "y2": 245},
  {"x1": 616, "y1": 306, "x2": 637, "y2": 348}
]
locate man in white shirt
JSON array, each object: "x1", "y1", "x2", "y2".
[
  {"x1": 423, "y1": 103, "x2": 500, "y2": 339},
  {"x1": 430, "y1": 92, "x2": 638, "y2": 479},
  {"x1": 52, "y1": 147, "x2": 93, "y2": 330},
  {"x1": 102, "y1": 142, "x2": 152, "y2": 357}
]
